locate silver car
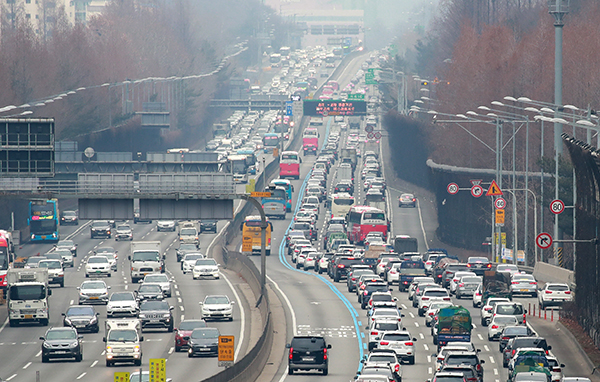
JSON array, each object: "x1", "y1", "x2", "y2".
[
  {"x1": 510, "y1": 273, "x2": 538, "y2": 297},
  {"x1": 157, "y1": 220, "x2": 177, "y2": 232},
  {"x1": 487, "y1": 315, "x2": 518, "y2": 341},
  {"x1": 374, "y1": 331, "x2": 417, "y2": 364},
  {"x1": 142, "y1": 273, "x2": 172, "y2": 297},
  {"x1": 456, "y1": 275, "x2": 482, "y2": 299}
]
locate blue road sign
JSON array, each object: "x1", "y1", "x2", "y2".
[{"x1": 286, "y1": 101, "x2": 293, "y2": 116}]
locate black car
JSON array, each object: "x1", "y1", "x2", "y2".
[
  {"x1": 135, "y1": 284, "x2": 164, "y2": 301},
  {"x1": 62, "y1": 305, "x2": 100, "y2": 333},
  {"x1": 359, "y1": 282, "x2": 391, "y2": 309},
  {"x1": 502, "y1": 337, "x2": 551, "y2": 367},
  {"x1": 331, "y1": 257, "x2": 363, "y2": 282},
  {"x1": 498, "y1": 325, "x2": 534, "y2": 352},
  {"x1": 90, "y1": 220, "x2": 111, "y2": 239},
  {"x1": 347, "y1": 269, "x2": 376, "y2": 292},
  {"x1": 287, "y1": 336, "x2": 331, "y2": 375},
  {"x1": 138, "y1": 300, "x2": 174, "y2": 332},
  {"x1": 333, "y1": 182, "x2": 354, "y2": 195},
  {"x1": 177, "y1": 243, "x2": 198, "y2": 262},
  {"x1": 40, "y1": 327, "x2": 83, "y2": 362},
  {"x1": 187, "y1": 327, "x2": 220, "y2": 357},
  {"x1": 199, "y1": 220, "x2": 218, "y2": 233},
  {"x1": 133, "y1": 208, "x2": 152, "y2": 224},
  {"x1": 60, "y1": 210, "x2": 79, "y2": 225},
  {"x1": 466, "y1": 256, "x2": 492, "y2": 276}
]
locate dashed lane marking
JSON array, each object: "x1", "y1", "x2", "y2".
[
  {"x1": 179, "y1": 306, "x2": 184, "y2": 311},
  {"x1": 168, "y1": 347, "x2": 174, "y2": 355},
  {"x1": 408, "y1": 312, "x2": 415, "y2": 318},
  {"x1": 489, "y1": 356, "x2": 495, "y2": 364},
  {"x1": 423, "y1": 344, "x2": 429, "y2": 351},
  {"x1": 419, "y1": 333, "x2": 425, "y2": 339},
  {"x1": 91, "y1": 360, "x2": 98, "y2": 367},
  {"x1": 484, "y1": 345, "x2": 490, "y2": 352},
  {"x1": 428, "y1": 367, "x2": 433, "y2": 374},
  {"x1": 477, "y1": 334, "x2": 484, "y2": 341},
  {"x1": 76, "y1": 372, "x2": 86, "y2": 380},
  {"x1": 494, "y1": 369, "x2": 499, "y2": 375},
  {"x1": 22, "y1": 362, "x2": 31, "y2": 369},
  {"x1": 35, "y1": 350, "x2": 41, "y2": 357},
  {"x1": 6, "y1": 374, "x2": 16, "y2": 381}
]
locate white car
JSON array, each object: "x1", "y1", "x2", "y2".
[
  {"x1": 317, "y1": 253, "x2": 333, "y2": 274},
  {"x1": 374, "y1": 330, "x2": 417, "y2": 364},
  {"x1": 376, "y1": 256, "x2": 399, "y2": 277},
  {"x1": 192, "y1": 258, "x2": 220, "y2": 280},
  {"x1": 368, "y1": 292, "x2": 398, "y2": 310},
  {"x1": 425, "y1": 301, "x2": 453, "y2": 327},
  {"x1": 38, "y1": 260, "x2": 64, "y2": 287},
  {"x1": 448, "y1": 271, "x2": 477, "y2": 294},
  {"x1": 510, "y1": 273, "x2": 538, "y2": 297},
  {"x1": 538, "y1": 283, "x2": 573, "y2": 309},
  {"x1": 157, "y1": 220, "x2": 176, "y2": 232},
  {"x1": 487, "y1": 315, "x2": 518, "y2": 341},
  {"x1": 362, "y1": 351, "x2": 402, "y2": 378},
  {"x1": 369, "y1": 308, "x2": 403, "y2": 324},
  {"x1": 408, "y1": 277, "x2": 435, "y2": 300},
  {"x1": 434, "y1": 343, "x2": 478, "y2": 371},
  {"x1": 85, "y1": 256, "x2": 112, "y2": 278},
  {"x1": 200, "y1": 295, "x2": 235, "y2": 321},
  {"x1": 367, "y1": 319, "x2": 402, "y2": 351},
  {"x1": 386, "y1": 263, "x2": 402, "y2": 285},
  {"x1": 480, "y1": 297, "x2": 511, "y2": 326},
  {"x1": 303, "y1": 252, "x2": 318, "y2": 270},
  {"x1": 78, "y1": 280, "x2": 110, "y2": 304},
  {"x1": 142, "y1": 273, "x2": 172, "y2": 297},
  {"x1": 497, "y1": 264, "x2": 520, "y2": 276},
  {"x1": 297, "y1": 248, "x2": 317, "y2": 269},
  {"x1": 417, "y1": 287, "x2": 451, "y2": 316},
  {"x1": 115, "y1": 224, "x2": 133, "y2": 241},
  {"x1": 106, "y1": 291, "x2": 139, "y2": 317},
  {"x1": 472, "y1": 284, "x2": 483, "y2": 307},
  {"x1": 95, "y1": 253, "x2": 117, "y2": 272},
  {"x1": 54, "y1": 249, "x2": 74, "y2": 268},
  {"x1": 182, "y1": 253, "x2": 205, "y2": 274}
]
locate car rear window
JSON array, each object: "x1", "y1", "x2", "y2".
[
  {"x1": 435, "y1": 377, "x2": 466, "y2": 382},
  {"x1": 366, "y1": 284, "x2": 389, "y2": 292},
  {"x1": 375, "y1": 322, "x2": 399, "y2": 331},
  {"x1": 503, "y1": 326, "x2": 529, "y2": 336},
  {"x1": 372, "y1": 294, "x2": 392, "y2": 302},
  {"x1": 340, "y1": 258, "x2": 362, "y2": 267},
  {"x1": 425, "y1": 290, "x2": 448, "y2": 297},
  {"x1": 382, "y1": 333, "x2": 411, "y2": 341},
  {"x1": 446, "y1": 354, "x2": 478, "y2": 366},
  {"x1": 369, "y1": 354, "x2": 396, "y2": 363},
  {"x1": 548, "y1": 284, "x2": 569, "y2": 291},
  {"x1": 513, "y1": 338, "x2": 548, "y2": 350},
  {"x1": 496, "y1": 304, "x2": 523, "y2": 315},
  {"x1": 291, "y1": 337, "x2": 325, "y2": 349}
]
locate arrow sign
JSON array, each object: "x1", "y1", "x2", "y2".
[
  {"x1": 471, "y1": 185, "x2": 483, "y2": 198},
  {"x1": 550, "y1": 199, "x2": 565, "y2": 215},
  {"x1": 447, "y1": 183, "x2": 459, "y2": 195},
  {"x1": 495, "y1": 197, "x2": 506, "y2": 210},
  {"x1": 486, "y1": 180, "x2": 503, "y2": 196},
  {"x1": 536, "y1": 232, "x2": 553, "y2": 249}
]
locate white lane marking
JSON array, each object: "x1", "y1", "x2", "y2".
[
  {"x1": 35, "y1": 350, "x2": 41, "y2": 357},
  {"x1": 221, "y1": 272, "x2": 245, "y2": 360},
  {"x1": 419, "y1": 333, "x2": 425, "y2": 339},
  {"x1": 472, "y1": 323, "x2": 477, "y2": 329},
  {"x1": 427, "y1": 355, "x2": 432, "y2": 363},
  {"x1": 414, "y1": 322, "x2": 420, "y2": 327},
  {"x1": 175, "y1": 291, "x2": 180, "y2": 296},
  {"x1": 179, "y1": 306, "x2": 184, "y2": 311},
  {"x1": 424, "y1": 344, "x2": 429, "y2": 351},
  {"x1": 77, "y1": 372, "x2": 86, "y2": 379},
  {"x1": 6, "y1": 374, "x2": 16, "y2": 381},
  {"x1": 428, "y1": 367, "x2": 433, "y2": 374},
  {"x1": 484, "y1": 345, "x2": 490, "y2": 352},
  {"x1": 125, "y1": 285, "x2": 128, "y2": 290},
  {"x1": 489, "y1": 356, "x2": 496, "y2": 364},
  {"x1": 180, "y1": 314, "x2": 185, "y2": 321},
  {"x1": 0, "y1": 317, "x2": 9, "y2": 336},
  {"x1": 416, "y1": 198, "x2": 430, "y2": 250},
  {"x1": 91, "y1": 360, "x2": 98, "y2": 367},
  {"x1": 494, "y1": 369, "x2": 499, "y2": 375},
  {"x1": 174, "y1": 284, "x2": 178, "y2": 290},
  {"x1": 145, "y1": 339, "x2": 163, "y2": 342},
  {"x1": 267, "y1": 275, "x2": 297, "y2": 336},
  {"x1": 477, "y1": 334, "x2": 484, "y2": 341},
  {"x1": 168, "y1": 347, "x2": 174, "y2": 354},
  {"x1": 177, "y1": 297, "x2": 182, "y2": 303},
  {"x1": 101, "y1": 350, "x2": 106, "y2": 355},
  {"x1": 408, "y1": 312, "x2": 415, "y2": 318},
  {"x1": 22, "y1": 362, "x2": 32, "y2": 369}
]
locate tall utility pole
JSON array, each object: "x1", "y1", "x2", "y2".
[{"x1": 549, "y1": 0, "x2": 569, "y2": 266}]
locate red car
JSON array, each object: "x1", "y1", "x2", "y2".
[{"x1": 174, "y1": 319, "x2": 207, "y2": 352}]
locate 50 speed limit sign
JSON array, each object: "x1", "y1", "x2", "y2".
[
  {"x1": 550, "y1": 199, "x2": 565, "y2": 215},
  {"x1": 495, "y1": 197, "x2": 506, "y2": 210}
]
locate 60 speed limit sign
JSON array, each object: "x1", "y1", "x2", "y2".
[{"x1": 495, "y1": 197, "x2": 506, "y2": 209}]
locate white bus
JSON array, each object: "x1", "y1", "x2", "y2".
[{"x1": 331, "y1": 193, "x2": 355, "y2": 219}]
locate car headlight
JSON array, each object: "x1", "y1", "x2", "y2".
[
  {"x1": 134, "y1": 345, "x2": 141, "y2": 352},
  {"x1": 106, "y1": 346, "x2": 112, "y2": 353},
  {"x1": 43, "y1": 342, "x2": 51, "y2": 348},
  {"x1": 31, "y1": 234, "x2": 35, "y2": 239},
  {"x1": 139, "y1": 313, "x2": 146, "y2": 318},
  {"x1": 163, "y1": 313, "x2": 170, "y2": 318},
  {"x1": 69, "y1": 341, "x2": 78, "y2": 348},
  {"x1": 90, "y1": 316, "x2": 97, "y2": 324},
  {"x1": 64, "y1": 318, "x2": 72, "y2": 324}
]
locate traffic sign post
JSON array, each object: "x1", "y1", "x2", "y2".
[
  {"x1": 471, "y1": 185, "x2": 483, "y2": 198},
  {"x1": 367, "y1": 132, "x2": 375, "y2": 139},
  {"x1": 242, "y1": 236, "x2": 253, "y2": 252},
  {"x1": 365, "y1": 125, "x2": 374, "y2": 133},
  {"x1": 218, "y1": 335, "x2": 235, "y2": 367},
  {"x1": 374, "y1": 132, "x2": 382, "y2": 140},
  {"x1": 250, "y1": 192, "x2": 271, "y2": 198},
  {"x1": 536, "y1": 233, "x2": 553, "y2": 249},
  {"x1": 114, "y1": 373, "x2": 130, "y2": 382},
  {"x1": 149, "y1": 358, "x2": 166, "y2": 382},
  {"x1": 447, "y1": 183, "x2": 459, "y2": 195},
  {"x1": 486, "y1": 180, "x2": 503, "y2": 196},
  {"x1": 550, "y1": 199, "x2": 565, "y2": 215},
  {"x1": 495, "y1": 209, "x2": 505, "y2": 226},
  {"x1": 495, "y1": 197, "x2": 506, "y2": 210}
]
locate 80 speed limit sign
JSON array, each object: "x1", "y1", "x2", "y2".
[
  {"x1": 495, "y1": 197, "x2": 506, "y2": 209},
  {"x1": 550, "y1": 199, "x2": 565, "y2": 215}
]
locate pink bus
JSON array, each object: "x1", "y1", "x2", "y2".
[
  {"x1": 302, "y1": 127, "x2": 319, "y2": 155},
  {"x1": 280, "y1": 151, "x2": 301, "y2": 179}
]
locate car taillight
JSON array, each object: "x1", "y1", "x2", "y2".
[
  {"x1": 511, "y1": 281, "x2": 518, "y2": 284},
  {"x1": 394, "y1": 364, "x2": 400, "y2": 372},
  {"x1": 565, "y1": 291, "x2": 571, "y2": 294},
  {"x1": 530, "y1": 282, "x2": 537, "y2": 285},
  {"x1": 338, "y1": 264, "x2": 345, "y2": 268},
  {"x1": 390, "y1": 270, "x2": 397, "y2": 274},
  {"x1": 351, "y1": 277, "x2": 356, "y2": 281},
  {"x1": 523, "y1": 314, "x2": 526, "y2": 324},
  {"x1": 512, "y1": 349, "x2": 516, "y2": 356},
  {"x1": 323, "y1": 348, "x2": 327, "y2": 360},
  {"x1": 485, "y1": 307, "x2": 492, "y2": 311},
  {"x1": 428, "y1": 312, "x2": 435, "y2": 316},
  {"x1": 289, "y1": 347, "x2": 293, "y2": 359},
  {"x1": 487, "y1": 264, "x2": 492, "y2": 268},
  {"x1": 437, "y1": 274, "x2": 442, "y2": 278},
  {"x1": 502, "y1": 336, "x2": 509, "y2": 340},
  {"x1": 443, "y1": 297, "x2": 451, "y2": 301},
  {"x1": 467, "y1": 264, "x2": 471, "y2": 267},
  {"x1": 476, "y1": 364, "x2": 482, "y2": 371},
  {"x1": 422, "y1": 297, "x2": 429, "y2": 301},
  {"x1": 453, "y1": 279, "x2": 459, "y2": 283},
  {"x1": 371, "y1": 331, "x2": 378, "y2": 335},
  {"x1": 458, "y1": 283, "x2": 465, "y2": 287},
  {"x1": 405, "y1": 342, "x2": 414, "y2": 346},
  {"x1": 545, "y1": 290, "x2": 553, "y2": 294},
  {"x1": 491, "y1": 325, "x2": 499, "y2": 329},
  {"x1": 380, "y1": 341, "x2": 389, "y2": 345}
]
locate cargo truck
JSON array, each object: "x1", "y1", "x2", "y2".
[
  {"x1": 103, "y1": 319, "x2": 143, "y2": 366},
  {"x1": 482, "y1": 270, "x2": 512, "y2": 305},
  {"x1": 393, "y1": 235, "x2": 418, "y2": 255},
  {"x1": 340, "y1": 148, "x2": 357, "y2": 172},
  {"x1": 435, "y1": 305, "x2": 472, "y2": 351},
  {"x1": 128, "y1": 241, "x2": 164, "y2": 283},
  {"x1": 7, "y1": 268, "x2": 51, "y2": 326}
]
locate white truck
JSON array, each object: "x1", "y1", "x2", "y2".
[
  {"x1": 336, "y1": 163, "x2": 354, "y2": 183},
  {"x1": 128, "y1": 241, "x2": 164, "y2": 283},
  {"x1": 103, "y1": 319, "x2": 143, "y2": 366},
  {"x1": 7, "y1": 268, "x2": 51, "y2": 327}
]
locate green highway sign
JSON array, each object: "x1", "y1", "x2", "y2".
[
  {"x1": 365, "y1": 72, "x2": 378, "y2": 85},
  {"x1": 347, "y1": 93, "x2": 365, "y2": 100}
]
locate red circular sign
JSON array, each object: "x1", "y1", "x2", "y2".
[
  {"x1": 550, "y1": 199, "x2": 565, "y2": 215},
  {"x1": 365, "y1": 125, "x2": 374, "y2": 133},
  {"x1": 471, "y1": 185, "x2": 483, "y2": 198},
  {"x1": 495, "y1": 197, "x2": 506, "y2": 209},
  {"x1": 367, "y1": 132, "x2": 375, "y2": 139},
  {"x1": 374, "y1": 132, "x2": 382, "y2": 139},
  {"x1": 447, "y1": 183, "x2": 459, "y2": 195},
  {"x1": 536, "y1": 232, "x2": 553, "y2": 249}
]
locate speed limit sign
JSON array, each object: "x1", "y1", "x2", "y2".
[
  {"x1": 447, "y1": 183, "x2": 459, "y2": 195},
  {"x1": 550, "y1": 199, "x2": 565, "y2": 215},
  {"x1": 495, "y1": 197, "x2": 506, "y2": 210}
]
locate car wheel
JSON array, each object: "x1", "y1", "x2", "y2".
[
  {"x1": 108, "y1": 273, "x2": 111, "y2": 278},
  {"x1": 60, "y1": 281, "x2": 64, "y2": 288},
  {"x1": 409, "y1": 356, "x2": 415, "y2": 365},
  {"x1": 418, "y1": 309, "x2": 424, "y2": 317},
  {"x1": 41, "y1": 319, "x2": 49, "y2": 326},
  {"x1": 175, "y1": 346, "x2": 181, "y2": 353},
  {"x1": 168, "y1": 324, "x2": 174, "y2": 333},
  {"x1": 323, "y1": 368, "x2": 328, "y2": 376},
  {"x1": 135, "y1": 359, "x2": 142, "y2": 366},
  {"x1": 42, "y1": 354, "x2": 49, "y2": 363},
  {"x1": 456, "y1": 294, "x2": 461, "y2": 299},
  {"x1": 296, "y1": 263, "x2": 300, "y2": 269},
  {"x1": 481, "y1": 318, "x2": 486, "y2": 326},
  {"x1": 76, "y1": 353, "x2": 83, "y2": 362},
  {"x1": 106, "y1": 360, "x2": 113, "y2": 367},
  {"x1": 188, "y1": 351, "x2": 193, "y2": 358},
  {"x1": 229, "y1": 317, "x2": 233, "y2": 322},
  {"x1": 288, "y1": 368, "x2": 294, "y2": 375}
]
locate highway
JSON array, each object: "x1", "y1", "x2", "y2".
[{"x1": 0, "y1": 219, "x2": 248, "y2": 382}]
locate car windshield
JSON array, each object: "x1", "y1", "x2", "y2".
[
  {"x1": 46, "y1": 330, "x2": 77, "y2": 340},
  {"x1": 92, "y1": 221, "x2": 108, "y2": 227},
  {"x1": 10, "y1": 285, "x2": 45, "y2": 300},
  {"x1": 191, "y1": 328, "x2": 219, "y2": 339},
  {"x1": 179, "y1": 321, "x2": 207, "y2": 331},
  {"x1": 140, "y1": 301, "x2": 169, "y2": 311},
  {"x1": 66, "y1": 307, "x2": 94, "y2": 316},
  {"x1": 145, "y1": 275, "x2": 168, "y2": 283},
  {"x1": 108, "y1": 329, "x2": 138, "y2": 342},
  {"x1": 117, "y1": 225, "x2": 130, "y2": 230},
  {"x1": 139, "y1": 285, "x2": 161, "y2": 293},
  {"x1": 195, "y1": 259, "x2": 217, "y2": 266},
  {"x1": 82, "y1": 281, "x2": 106, "y2": 290},
  {"x1": 132, "y1": 252, "x2": 160, "y2": 261},
  {"x1": 184, "y1": 254, "x2": 204, "y2": 261},
  {"x1": 496, "y1": 304, "x2": 523, "y2": 315},
  {"x1": 110, "y1": 293, "x2": 135, "y2": 302},
  {"x1": 88, "y1": 257, "x2": 108, "y2": 264},
  {"x1": 205, "y1": 296, "x2": 229, "y2": 305},
  {"x1": 63, "y1": 212, "x2": 76, "y2": 217}
]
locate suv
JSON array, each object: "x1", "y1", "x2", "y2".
[
  {"x1": 138, "y1": 300, "x2": 174, "y2": 332},
  {"x1": 40, "y1": 327, "x2": 83, "y2": 362},
  {"x1": 503, "y1": 337, "x2": 551, "y2": 367},
  {"x1": 466, "y1": 256, "x2": 492, "y2": 276},
  {"x1": 441, "y1": 263, "x2": 470, "y2": 288},
  {"x1": 331, "y1": 256, "x2": 363, "y2": 282},
  {"x1": 90, "y1": 220, "x2": 111, "y2": 238},
  {"x1": 359, "y1": 282, "x2": 391, "y2": 309},
  {"x1": 442, "y1": 351, "x2": 485, "y2": 381},
  {"x1": 287, "y1": 336, "x2": 331, "y2": 375},
  {"x1": 200, "y1": 220, "x2": 218, "y2": 233}
]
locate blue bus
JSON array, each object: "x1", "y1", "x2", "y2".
[
  {"x1": 261, "y1": 186, "x2": 288, "y2": 220},
  {"x1": 263, "y1": 133, "x2": 280, "y2": 154},
  {"x1": 28, "y1": 199, "x2": 60, "y2": 242},
  {"x1": 270, "y1": 178, "x2": 293, "y2": 212}
]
